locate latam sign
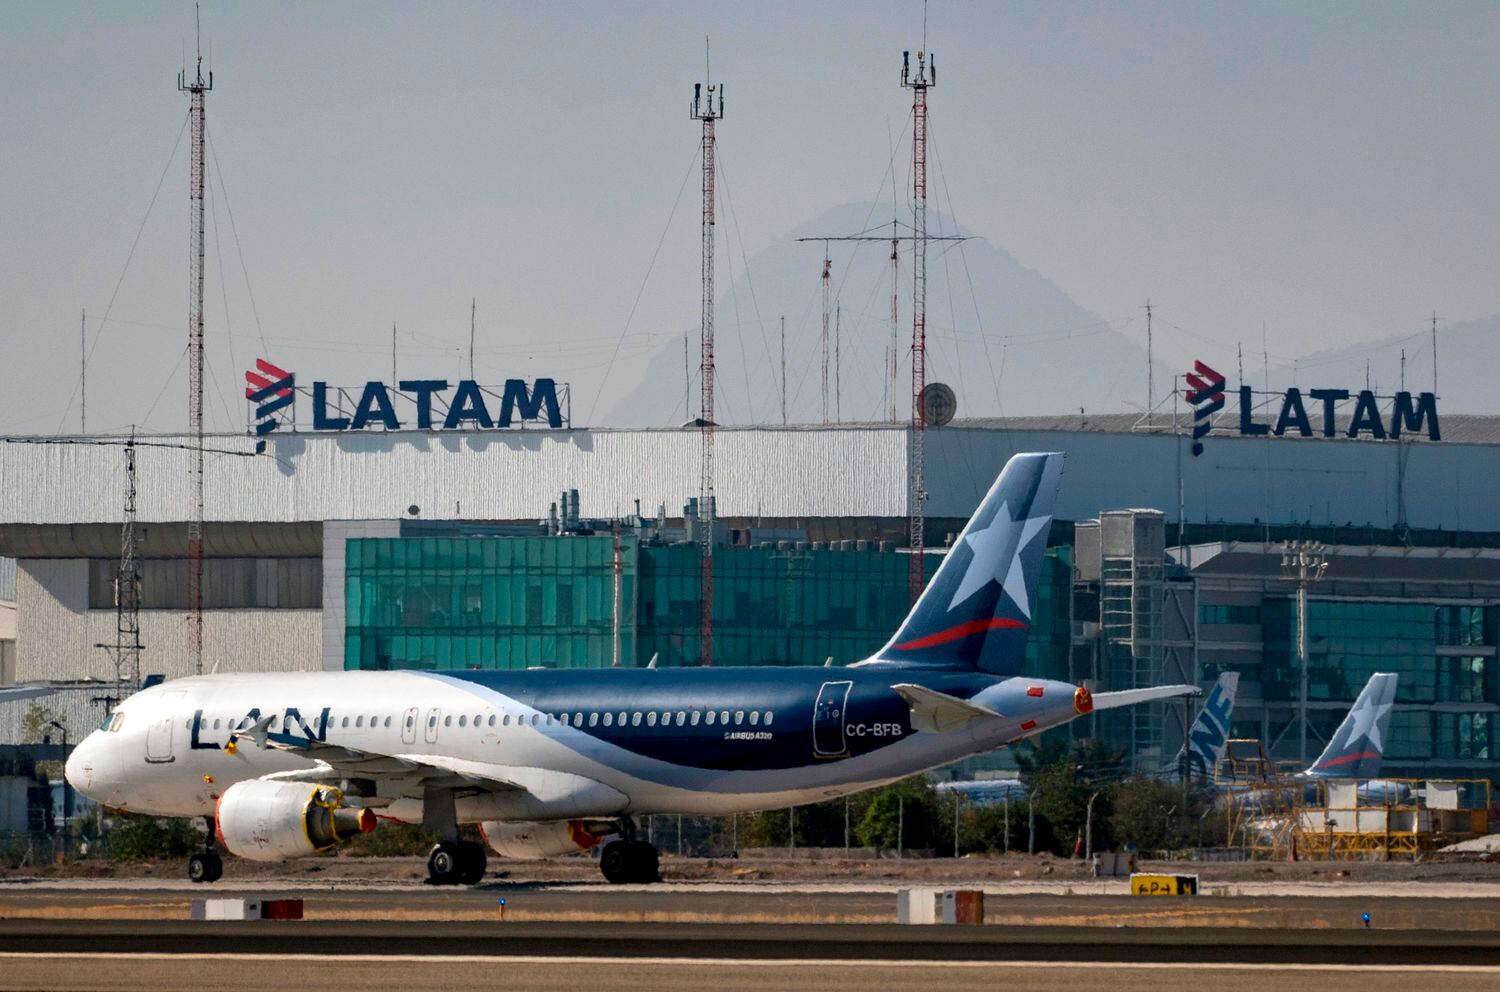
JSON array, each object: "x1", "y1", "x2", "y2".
[
  {"x1": 245, "y1": 360, "x2": 566, "y2": 452},
  {"x1": 1237, "y1": 386, "x2": 1440, "y2": 441}
]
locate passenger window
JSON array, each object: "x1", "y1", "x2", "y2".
[
  {"x1": 574, "y1": 713, "x2": 584, "y2": 727},
  {"x1": 488, "y1": 715, "x2": 496, "y2": 727},
  {"x1": 749, "y1": 711, "x2": 759, "y2": 726},
  {"x1": 458, "y1": 715, "x2": 467, "y2": 728},
  {"x1": 428, "y1": 714, "x2": 437, "y2": 728},
  {"x1": 618, "y1": 711, "x2": 627, "y2": 726},
  {"x1": 384, "y1": 716, "x2": 393, "y2": 728},
  {"x1": 675, "y1": 712, "x2": 686, "y2": 726},
  {"x1": 765, "y1": 711, "x2": 774, "y2": 726},
  {"x1": 341, "y1": 717, "x2": 350, "y2": 728},
  {"x1": 690, "y1": 711, "x2": 701, "y2": 726},
  {"x1": 589, "y1": 713, "x2": 599, "y2": 727},
  {"x1": 602, "y1": 713, "x2": 613, "y2": 727},
  {"x1": 444, "y1": 715, "x2": 453, "y2": 727},
  {"x1": 646, "y1": 713, "x2": 657, "y2": 727},
  {"x1": 705, "y1": 711, "x2": 716, "y2": 726},
  {"x1": 720, "y1": 710, "x2": 730, "y2": 724},
  {"x1": 734, "y1": 711, "x2": 744, "y2": 725},
  {"x1": 212, "y1": 718, "x2": 221, "y2": 730},
  {"x1": 631, "y1": 712, "x2": 642, "y2": 727},
  {"x1": 356, "y1": 716, "x2": 365, "y2": 728},
  {"x1": 661, "y1": 712, "x2": 671, "y2": 726}
]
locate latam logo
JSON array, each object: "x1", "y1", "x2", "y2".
[
  {"x1": 244, "y1": 359, "x2": 294, "y2": 454},
  {"x1": 242, "y1": 362, "x2": 567, "y2": 445},
  {"x1": 1239, "y1": 386, "x2": 1439, "y2": 441},
  {"x1": 1185, "y1": 360, "x2": 1224, "y2": 457}
]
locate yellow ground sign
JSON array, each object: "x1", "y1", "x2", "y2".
[{"x1": 1129, "y1": 873, "x2": 1198, "y2": 896}]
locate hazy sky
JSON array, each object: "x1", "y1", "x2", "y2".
[{"x1": 2, "y1": 1, "x2": 1496, "y2": 434}]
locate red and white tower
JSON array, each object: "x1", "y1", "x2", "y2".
[
  {"x1": 179, "y1": 19, "x2": 213, "y2": 675},
  {"x1": 690, "y1": 75, "x2": 722, "y2": 666},
  {"x1": 902, "y1": 49, "x2": 933, "y2": 602}
]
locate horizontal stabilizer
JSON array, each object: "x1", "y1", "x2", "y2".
[
  {"x1": 1091, "y1": 684, "x2": 1199, "y2": 711},
  {"x1": 891, "y1": 683, "x2": 1002, "y2": 733}
]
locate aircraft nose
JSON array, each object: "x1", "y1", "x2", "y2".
[{"x1": 65, "y1": 732, "x2": 112, "y2": 801}]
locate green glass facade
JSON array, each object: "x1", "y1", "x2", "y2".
[
  {"x1": 1257, "y1": 598, "x2": 1499, "y2": 769},
  {"x1": 345, "y1": 536, "x2": 1074, "y2": 676}
]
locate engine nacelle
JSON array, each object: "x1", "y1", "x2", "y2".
[
  {"x1": 216, "y1": 780, "x2": 375, "y2": 862},
  {"x1": 479, "y1": 819, "x2": 609, "y2": 859}
]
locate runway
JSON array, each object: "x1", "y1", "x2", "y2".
[{"x1": 1, "y1": 953, "x2": 1498, "y2": 992}]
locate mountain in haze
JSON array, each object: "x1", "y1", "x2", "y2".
[
  {"x1": 603, "y1": 203, "x2": 1163, "y2": 427},
  {"x1": 1249, "y1": 312, "x2": 1500, "y2": 415}
]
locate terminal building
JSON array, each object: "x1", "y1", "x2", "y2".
[{"x1": 1, "y1": 399, "x2": 1497, "y2": 781}]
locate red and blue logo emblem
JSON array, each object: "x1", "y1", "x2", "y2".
[{"x1": 245, "y1": 359, "x2": 294, "y2": 453}]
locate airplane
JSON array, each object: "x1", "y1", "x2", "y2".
[
  {"x1": 65, "y1": 452, "x2": 1196, "y2": 886},
  {"x1": 1161, "y1": 671, "x2": 1239, "y2": 780},
  {"x1": 1220, "y1": 671, "x2": 1400, "y2": 811},
  {"x1": 934, "y1": 778, "x2": 1025, "y2": 806}
]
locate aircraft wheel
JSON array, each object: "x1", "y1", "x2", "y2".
[
  {"x1": 188, "y1": 851, "x2": 222, "y2": 884},
  {"x1": 599, "y1": 840, "x2": 631, "y2": 884},
  {"x1": 628, "y1": 841, "x2": 659, "y2": 883},
  {"x1": 427, "y1": 841, "x2": 464, "y2": 885},
  {"x1": 457, "y1": 840, "x2": 487, "y2": 885}
]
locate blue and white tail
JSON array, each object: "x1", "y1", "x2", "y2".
[
  {"x1": 1305, "y1": 673, "x2": 1398, "y2": 780},
  {"x1": 864, "y1": 452, "x2": 1064, "y2": 675},
  {"x1": 1164, "y1": 672, "x2": 1239, "y2": 779}
]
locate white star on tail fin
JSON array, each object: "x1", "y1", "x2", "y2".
[{"x1": 946, "y1": 501, "x2": 1051, "y2": 617}]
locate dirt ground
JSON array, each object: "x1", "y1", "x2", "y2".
[{"x1": 8, "y1": 850, "x2": 1500, "y2": 887}]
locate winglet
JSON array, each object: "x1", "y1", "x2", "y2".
[
  {"x1": 229, "y1": 713, "x2": 275, "y2": 751},
  {"x1": 646, "y1": 653, "x2": 659, "y2": 669}
]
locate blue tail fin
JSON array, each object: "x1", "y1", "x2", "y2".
[
  {"x1": 1305, "y1": 673, "x2": 1398, "y2": 780},
  {"x1": 1168, "y1": 672, "x2": 1239, "y2": 779},
  {"x1": 866, "y1": 452, "x2": 1064, "y2": 675}
]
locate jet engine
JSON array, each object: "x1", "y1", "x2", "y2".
[
  {"x1": 479, "y1": 819, "x2": 609, "y2": 859},
  {"x1": 215, "y1": 780, "x2": 375, "y2": 861}
]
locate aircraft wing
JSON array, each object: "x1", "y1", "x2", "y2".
[
  {"x1": 1091, "y1": 684, "x2": 1200, "y2": 711},
  {"x1": 248, "y1": 738, "x2": 626, "y2": 817},
  {"x1": 252, "y1": 737, "x2": 523, "y2": 797},
  {"x1": 891, "y1": 683, "x2": 1003, "y2": 733}
]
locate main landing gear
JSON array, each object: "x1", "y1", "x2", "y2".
[
  {"x1": 426, "y1": 840, "x2": 488, "y2": 886},
  {"x1": 598, "y1": 819, "x2": 659, "y2": 884},
  {"x1": 188, "y1": 816, "x2": 224, "y2": 883}
]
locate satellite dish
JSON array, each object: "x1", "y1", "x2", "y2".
[{"x1": 922, "y1": 382, "x2": 957, "y2": 427}]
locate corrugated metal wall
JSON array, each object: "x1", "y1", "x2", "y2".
[{"x1": 2, "y1": 424, "x2": 1496, "y2": 532}]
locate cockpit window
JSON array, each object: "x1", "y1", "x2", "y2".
[{"x1": 105, "y1": 713, "x2": 125, "y2": 733}]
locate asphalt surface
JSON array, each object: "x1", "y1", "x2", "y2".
[
  {"x1": 2, "y1": 954, "x2": 1497, "y2": 992},
  {"x1": 3, "y1": 918, "x2": 1500, "y2": 966}
]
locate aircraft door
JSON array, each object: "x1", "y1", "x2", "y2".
[
  {"x1": 813, "y1": 681, "x2": 853, "y2": 758},
  {"x1": 401, "y1": 707, "x2": 419, "y2": 745},
  {"x1": 424, "y1": 707, "x2": 441, "y2": 744},
  {"x1": 144, "y1": 691, "x2": 184, "y2": 763}
]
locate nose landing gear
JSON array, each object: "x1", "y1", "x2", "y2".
[{"x1": 188, "y1": 816, "x2": 223, "y2": 883}]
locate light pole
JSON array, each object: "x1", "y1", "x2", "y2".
[
  {"x1": 1282, "y1": 541, "x2": 1329, "y2": 763},
  {"x1": 1027, "y1": 790, "x2": 1036, "y2": 855},
  {"x1": 952, "y1": 791, "x2": 961, "y2": 858}
]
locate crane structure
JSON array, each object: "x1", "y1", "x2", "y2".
[
  {"x1": 178, "y1": 17, "x2": 213, "y2": 676},
  {"x1": 690, "y1": 74, "x2": 722, "y2": 666},
  {"x1": 902, "y1": 48, "x2": 933, "y2": 603}
]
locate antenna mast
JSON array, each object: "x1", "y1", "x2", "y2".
[
  {"x1": 80, "y1": 309, "x2": 87, "y2": 433},
  {"x1": 690, "y1": 52, "x2": 722, "y2": 665},
  {"x1": 178, "y1": 4, "x2": 213, "y2": 675},
  {"x1": 902, "y1": 47, "x2": 934, "y2": 602},
  {"x1": 96, "y1": 432, "x2": 143, "y2": 703},
  {"x1": 821, "y1": 247, "x2": 831, "y2": 423}
]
